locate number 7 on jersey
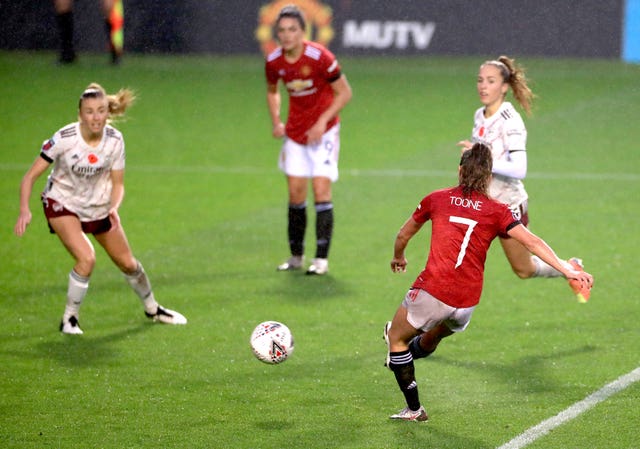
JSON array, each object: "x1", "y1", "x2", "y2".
[{"x1": 449, "y1": 216, "x2": 478, "y2": 268}]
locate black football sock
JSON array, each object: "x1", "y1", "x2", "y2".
[
  {"x1": 389, "y1": 350, "x2": 421, "y2": 411},
  {"x1": 288, "y1": 203, "x2": 307, "y2": 256},
  {"x1": 409, "y1": 334, "x2": 435, "y2": 360},
  {"x1": 315, "y1": 202, "x2": 333, "y2": 259},
  {"x1": 56, "y1": 11, "x2": 75, "y2": 63},
  {"x1": 104, "y1": 19, "x2": 122, "y2": 64}
]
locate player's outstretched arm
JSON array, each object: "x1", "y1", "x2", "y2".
[{"x1": 508, "y1": 223, "x2": 594, "y2": 288}]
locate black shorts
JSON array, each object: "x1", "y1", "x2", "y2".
[{"x1": 42, "y1": 196, "x2": 112, "y2": 235}]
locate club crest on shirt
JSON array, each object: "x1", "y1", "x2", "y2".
[
  {"x1": 42, "y1": 139, "x2": 55, "y2": 152},
  {"x1": 287, "y1": 78, "x2": 314, "y2": 93}
]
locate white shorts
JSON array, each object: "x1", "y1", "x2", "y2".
[
  {"x1": 278, "y1": 124, "x2": 340, "y2": 182},
  {"x1": 402, "y1": 288, "x2": 475, "y2": 333}
]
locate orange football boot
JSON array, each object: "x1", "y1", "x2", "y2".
[{"x1": 568, "y1": 257, "x2": 590, "y2": 303}]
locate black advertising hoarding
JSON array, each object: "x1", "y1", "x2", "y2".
[
  {"x1": 0, "y1": 0, "x2": 627, "y2": 59},
  {"x1": 335, "y1": 0, "x2": 623, "y2": 58}
]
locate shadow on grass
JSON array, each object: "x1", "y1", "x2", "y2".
[
  {"x1": 253, "y1": 419, "x2": 294, "y2": 431},
  {"x1": 32, "y1": 323, "x2": 152, "y2": 367},
  {"x1": 268, "y1": 272, "x2": 353, "y2": 302},
  {"x1": 389, "y1": 422, "x2": 488, "y2": 449},
  {"x1": 432, "y1": 344, "x2": 598, "y2": 394}
]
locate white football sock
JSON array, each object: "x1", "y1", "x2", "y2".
[
  {"x1": 124, "y1": 261, "x2": 159, "y2": 314},
  {"x1": 531, "y1": 255, "x2": 565, "y2": 278},
  {"x1": 64, "y1": 270, "x2": 89, "y2": 320}
]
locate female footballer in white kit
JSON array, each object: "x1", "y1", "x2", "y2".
[
  {"x1": 457, "y1": 56, "x2": 591, "y2": 302},
  {"x1": 14, "y1": 83, "x2": 187, "y2": 334}
]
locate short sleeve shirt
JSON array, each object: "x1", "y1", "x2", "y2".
[
  {"x1": 40, "y1": 122, "x2": 125, "y2": 221},
  {"x1": 265, "y1": 41, "x2": 342, "y2": 144},
  {"x1": 411, "y1": 186, "x2": 521, "y2": 308}
]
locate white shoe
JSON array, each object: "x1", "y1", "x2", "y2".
[
  {"x1": 383, "y1": 321, "x2": 392, "y2": 370},
  {"x1": 306, "y1": 258, "x2": 328, "y2": 275},
  {"x1": 277, "y1": 255, "x2": 304, "y2": 271},
  {"x1": 146, "y1": 306, "x2": 187, "y2": 325},
  {"x1": 390, "y1": 406, "x2": 428, "y2": 422},
  {"x1": 60, "y1": 315, "x2": 83, "y2": 335}
]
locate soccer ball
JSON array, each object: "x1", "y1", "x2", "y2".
[{"x1": 250, "y1": 321, "x2": 294, "y2": 364}]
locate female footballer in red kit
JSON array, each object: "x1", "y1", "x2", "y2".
[
  {"x1": 265, "y1": 4, "x2": 352, "y2": 275},
  {"x1": 383, "y1": 143, "x2": 593, "y2": 421}
]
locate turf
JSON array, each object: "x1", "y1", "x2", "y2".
[{"x1": 0, "y1": 51, "x2": 639, "y2": 449}]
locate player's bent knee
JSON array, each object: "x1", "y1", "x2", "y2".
[
  {"x1": 75, "y1": 253, "x2": 96, "y2": 275},
  {"x1": 113, "y1": 256, "x2": 138, "y2": 275},
  {"x1": 512, "y1": 266, "x2": 535, "y2": 279}
]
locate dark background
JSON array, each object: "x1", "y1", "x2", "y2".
[{"x1": 0, "y1": 0, "x2": 625, "y2": 58}]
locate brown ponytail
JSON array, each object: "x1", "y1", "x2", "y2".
[
  {"x1": 459, "y1": 143, "x2": 493, "y2": 196},
  {"x1": 482, "y1": 56, "x2": 535, "y2": 115}
]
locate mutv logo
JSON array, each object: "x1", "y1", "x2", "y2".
[{"x1": 342, "y1": 20, "x2": 436, "y2": 50}]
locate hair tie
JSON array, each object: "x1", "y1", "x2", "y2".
[{"x1": 80, "y1": 88, "x2": 102, "y2": 98}]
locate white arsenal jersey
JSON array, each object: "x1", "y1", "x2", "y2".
[
  {"x1": 40, "y1": 122, "x2": 125, "y2": 221},
  {"x1": 470, "y1": 101, "x2": 528, "y2": 208}
]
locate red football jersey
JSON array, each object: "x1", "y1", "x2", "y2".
[
  {"x1": 411, "y1": 186, "x2": 520, "y2": 308},
  {"x1": 265, "y1": 41, "x2": 342, "y2": 144}
]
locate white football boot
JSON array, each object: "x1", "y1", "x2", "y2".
[
  {"x1": 146, "y1": 305, "x2": 187, "y2": 325},
  {"x1": 60, "y1": 315, "x2": 83, "y2": 335},
  {"x1": 277, "y1": 255, "x2": 304, "y2": 271},
  {"x1": 390, "y1": 406, "x2": 429, "y2": 422},
  {"x1": 306, "y1": 258, "x2": 328, "y2": 275}
]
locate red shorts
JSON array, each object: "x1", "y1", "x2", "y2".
[{"x1": 42, "y1": 196, "x2": 112, "y2": 235}]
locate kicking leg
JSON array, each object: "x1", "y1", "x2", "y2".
[{"x1": 94, "y1": 225, "x2": 186, "y2": 324}]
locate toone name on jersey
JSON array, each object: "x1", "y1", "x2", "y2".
[{"x1": 450, "y1": 196, "x2": 483, "y2": 210}]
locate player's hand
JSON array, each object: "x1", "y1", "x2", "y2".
[
  {"x1": 272, "y1": 122, "x2": 285, "y2": 139},
  {"x1": 306, "y1": 120, "x2": 327, "y2": 145},
  {"x1": 457, "y1": 140, "x2": 473, "y2": 154},
  {"x1": 566, "y1": 269, "x2": 594, "y2": 289},
  {"x1": 390, "y1": 258, "x2": 407, "y2": 273},
  {"x1": 108, "y1": 208, "x2": 122, "y2": 230},
  {"x1": 14, "y1": 210, "x2": 32, "y2": 236}
]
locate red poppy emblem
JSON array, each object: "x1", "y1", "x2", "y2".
[
  {"x1": 42, "y1": 139, "x2": 54, "y2": 151},
  {"x1": 479, "y1": 126, "x2": 485, "y2": 137},
  {"x1": 88, "y1": 154, "x2": 98, "y2": 164}
]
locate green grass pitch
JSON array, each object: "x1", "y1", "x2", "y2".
[{"x1": 0, "y1": 51, "x2": 639, "y2": 448}]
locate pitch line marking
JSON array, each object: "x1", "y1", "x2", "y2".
[
  {"x1": 496, "y1": 366, "x2": 640, "y2": 449},
  {"x1": 1, "y1": 163, "x2": 638, "y2": 181}
]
